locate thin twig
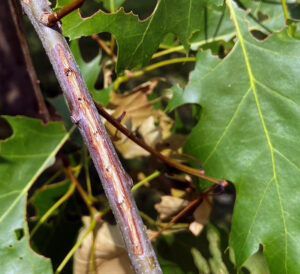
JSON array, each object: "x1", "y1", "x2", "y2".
[
  {"x1": 8, "y1": 0, "x2": 50, "y2": 122},
  {"x1": 55, "y1": 217, "x2": 96, "y2": 274},
  {"x1": 40, "y1": 0, "x2": 86, "y2": 27},
  {"x1": 65, "y1": 165, "x2": 97, "y2": 215},
  {"x1": 96, "y1": 104, "x2": 227, "y2": 186},
  {"x1": 150, "y1": 195, "x2": 204, "y2": 241},
  {"x1": 132, "y1": 170, "x2": 161, "y2": 192},
  {"x1": 91, "y1": 34, "x2": 117, "y2": 62}
]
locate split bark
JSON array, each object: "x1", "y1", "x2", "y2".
[{"x1": 19, "y1": 0, "x2": 162, "y2": 273}]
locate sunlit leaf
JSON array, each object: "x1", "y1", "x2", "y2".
[
  {"x1": 70, "y1": 40, "x2": 111, "y2": 106},
  {"x1": 168, "y1": 1, "x2": 300, "y2": 272},
  {"x1": 0, "y1": 116, "x2": 69, "y2": 273},
  {"x1": 60, "y1": 0, "x2": 212, "y2": 72}
]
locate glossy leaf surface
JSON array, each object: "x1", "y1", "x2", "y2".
[
  {"x1": 0, "y1": 116, "x2": 69, "y2": 273},
  {"x1": 168, "y1": 1, "x2": 300, "y2": 272}
]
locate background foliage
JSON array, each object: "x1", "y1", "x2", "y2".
[{"x1": 1, "y1": 0, "x2": 300, "y2": 273}]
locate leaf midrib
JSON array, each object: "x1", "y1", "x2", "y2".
[
  {"x1": 0, "y1": 130, "x2": 71, "y2": 224},
  {"x1": 227, "y1": 0, "x2": 288, "y2": 270}
]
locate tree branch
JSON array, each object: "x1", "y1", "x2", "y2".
[
  {"x1": 19, "y1": 1, "x2": 161, "y2": 273},
  {"x1": 96, "y1": 104, "x2": 227, "y2": 186},
  {"x1": 40, "y1": 0, "x2": 86, "y2": 27}
]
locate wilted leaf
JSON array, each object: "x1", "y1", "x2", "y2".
[
  {"x1": 105, "y1": 79, "x2": 175, "y2": 159},
  {"x1": 0, "y1": 116, "x2": 69, "y2": 273},
  {"x1": 154, "y1": 196, "x2": 188, "y2": 220},
  {"x1": 189, "y1": 198, "x2": 212, "y2": 236},
  {"x1": 169, "y1": 1, "x2": 300, "y2": 272},
  {"x1": 73, "y1": 217, "x2": 133, "y2": 274}
]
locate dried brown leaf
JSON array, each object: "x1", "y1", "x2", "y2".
[
  {"x1": 189, "y1": 198, "x2": 212, "y2": 236},
  {"x1": 74, "y1": 217, "x2": 133, "y2": 274},
  {"x1": 154, "y1": 195, "x2": 189, "y2": 220}
]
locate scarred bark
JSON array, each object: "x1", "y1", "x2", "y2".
[{"x1": 19, "y1": 0, "x2": 162, "y2": 273}]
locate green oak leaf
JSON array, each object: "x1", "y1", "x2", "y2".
[
  {"x1": 70, "y1": 40, "x2": 110, "y2": 106},
  {"x1": 169, "y1": 1, "x2": 300, "y2": 272},
  {"x1": 101, "y1": 0, "x2": 125, "y2": 12},
  {"x1": 0, "y1": 116, "x2": 69, "y2": 273},
  {"x1": 190, "y1": 0, "x2": 299, "y2": 50},
  {"x1": 59, "y1": 0, "x2": 296, "y2": 72},
  {"x1": 243, "y1": 250, "x2": 270, "y2": 274},
  {"x1": 30, "y1": 180, "x2": 70, "y2": 219},
  {"x1": 61, "y1": 0, "x2": 211, "y2": 72}
]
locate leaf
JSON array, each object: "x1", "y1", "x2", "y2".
[
  {"x1": 105, "y1": 79, "x2": 175, "y2": 159},
  {"x1": 242, "y1": 250, "x2": 270, "y2": 274},
  {"x1": 191, "y1": 247, "x2": 210, "y2": 274},
  {"x1": 30, "y1": 180, "x2": 70, "y2": 219},
  {"x1": 0, "y1": 116, "x2": 69, "y2": 273},
  {"x1": 60, "y1": 0, "x2": 296, "y2": 72},
  {"x1": 70, "y1": 40, "x2": 111, "y2": 106},
  {"x1": 74, "y1": 217, "x2": 133, "y2": 274},
  {"x1": 169, "y1": 1, "x2": 300, "y2": 272},
  {"x1": 207, "y1": 226, "x2": 229, "y2": 274},
  {"x1": 154, "y1": 196, "x2": 188, "y2": 220},
  {"x1": 61, "y1": 0, "x2": 212, "y2": 72},
  {"x1": 189, "y1": 198, "x2": 212, "y2": 236},
  {"x1": 190, "y1": 0, "x2": 296, "y2": 49},
  {"x1": 101, "y1": 0, "x2": 125, "y2": 12}
]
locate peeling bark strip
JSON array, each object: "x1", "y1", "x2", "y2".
[{"x1": 20, "y1": 0, "x2": 161, "y2": 273}]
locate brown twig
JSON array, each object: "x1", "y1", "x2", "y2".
[
  {"x1": 40, "y1": 0, "x2": 86, "y2": 27},
  {"x1": 96, "y1": 104, "x2": 227, "y2": 186},
  {"x1": 150, "y1": 195, "x2": 204, "y2": 241},
  {"x1": 91, "y1": 34, "x2": 117, "y2": 62},
  {"x1": 8, "y1": 0, "x2": 50, "y2": 122},
  {"x1": 20, "y1": 0, "x2": 162, "y2": 273},
  {"x1": 65, "y1": 165, "x2": 97, "y2": 215},
  {"x1": 150, "y1": 185, "x2": 216, "y2": 241}
]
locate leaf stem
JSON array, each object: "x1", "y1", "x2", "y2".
[
  {"x1": 281, "y1": 0, "x2": 289, "y2": 24},
  {"x1": 30, "y1": 182, "x2": 76, "y2": 238},
  {"x1": 152, "y1": 45, "x2": 186, "y2": 59},
  {"x1": 66, "y1": 165, "x2": 97, "y2": 215},
  {"x1": 132, "y1": 170, "x2": 161, "y2": 192},
  {"x1": 41, "y1": 0, "x2": 86, "y2": 27},
  {"x1": 91, "y1": 34, "x2": 116, "y2": 61},
  {"x1": 113, "y1": 57, "x2": 196, "y2": 90},
  {"x1": 55, "y1": 217, "x2": 96, "y2": 274}
]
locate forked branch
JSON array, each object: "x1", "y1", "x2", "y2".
[{"x1": 96, "y1": 104, "x2": 227, "y2": 186}]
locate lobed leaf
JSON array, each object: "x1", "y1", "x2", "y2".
[
  {"x1": 0, "y1": 116, "x2": 69, "y2": 273},
  {"x1": 61, "y1": 0, "x2": 211, "y2": 72},
  {"x1": 169, "y1": 1, "x2": 300, "y2": 272}
]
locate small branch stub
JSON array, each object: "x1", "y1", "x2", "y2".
[{"x1": 40, "y1": 0, "x2": 85, "y2": 27}]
